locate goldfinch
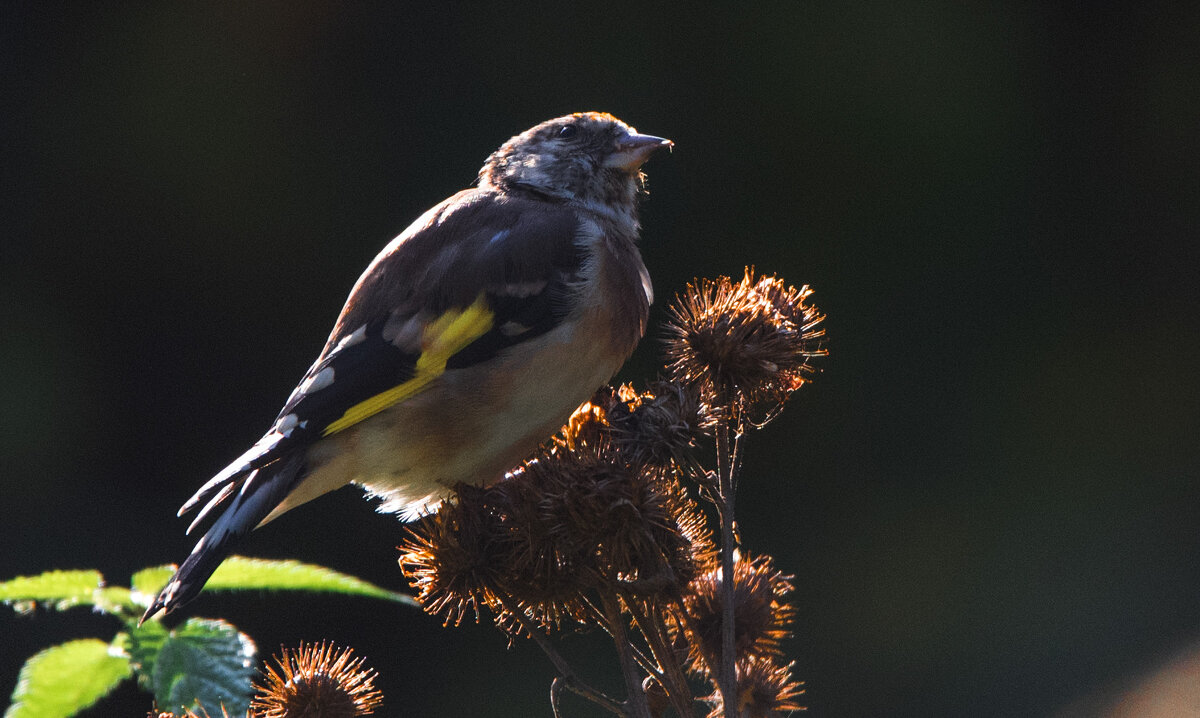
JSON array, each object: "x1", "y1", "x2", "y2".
[{"x1": 142, "y1": 112, "x2": 672, "y2": 621}]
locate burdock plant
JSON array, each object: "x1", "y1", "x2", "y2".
[
  {"x1": 399, "y1": 269, "x2": 825, "y2": 717},
  {"x1": 250, "y1": 642, "x2": 382, "y2": 718}
]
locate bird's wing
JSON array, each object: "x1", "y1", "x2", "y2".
[{"x1": 177, "y1": 189, "x2": 584, "y2": 528}]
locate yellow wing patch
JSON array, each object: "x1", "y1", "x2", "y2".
[{"x1": 321, "y1": 294, "x2": 494, "y2": 436}]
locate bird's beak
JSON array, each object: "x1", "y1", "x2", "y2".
[{"x1": 604, "y1": 132, "x2": 674, "y2": 171}]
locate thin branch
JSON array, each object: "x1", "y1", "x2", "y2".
[
  {"x1": 626, "y1": 599, "x2": 698, "y2": 717},
  {"x1": 500, "y1": 596, "x2": 625, "y2": 716},
  {"x1": 715, "y1": 419, "x2": 738, "y2": 718},
  {"x1": 600, "y1": 591, "x2": 655, "y2": 718},
  {"x1": 582, "y1": 592, "x2": 659, "y2": 676},
  {"x1": 551, "y1": 677, "x2": 566, "y2": 718},
  {"x1": 730, "y1": 422, "x2": 745, "y2": 498}
]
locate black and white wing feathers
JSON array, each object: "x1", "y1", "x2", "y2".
[{"x1": 176, "y1": 189, "x2": 584, "y2": 530}]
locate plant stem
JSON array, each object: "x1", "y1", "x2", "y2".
[
  {"x1": 501, "y1": 595, "x2": 625, "y2": 715},
  {"x1": 583, "y1": 593, "x2": 659, "y2": 675},
  {"x1": 715, "y1": 419, "x2": 738, "y2": 718},
  {"x1": 600, "y1": 592, "x2": 655, "y2": 718},
  {"x1": 551, "y1": 677, "x2": 566, "y2": 718},
  {"x1": 628, "y1": 599, "x2": 697, "y2": 717}
]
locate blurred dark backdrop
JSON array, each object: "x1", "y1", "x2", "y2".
[{"x1": 3, "y1": 2, "x2": 1199, "y2": 716}]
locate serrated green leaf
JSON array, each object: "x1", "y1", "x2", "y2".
[
  {"x1": 94, "y1": 586, "x2": 137, "y2": 615},
  {"x1": 0, "y1": 570, "x2": 104, "y2": 613},
  {"x1": 126, "y1": 620, "x2": 169, "y2": 689},
  {"x1": 5, "y1": 639, "x2": 131, "y2": 718},
  {"x1": 204, "y1": 556, "x2": 416, "y2": 606},
  {"x1": 152, "y1": 618, "x2": 256, "y2": 716},
  {"x1": 127, "y1": 556, "x2": 416, "y2": 615},
  {"x1": 130, "y1": 565, "x2": 176, "y2": 605}
]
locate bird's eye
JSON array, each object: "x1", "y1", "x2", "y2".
[{"x1": 557, "y1": 124, "x2": 579, "y2": 140}]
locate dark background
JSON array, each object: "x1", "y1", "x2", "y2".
[{"x1": 4, "y1": 3, "x2": 1199, "y2": 716}]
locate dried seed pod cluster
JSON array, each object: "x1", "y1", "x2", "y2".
[
  {"x1": 399, "y1": 270, "x2": 822, "y2": 717},
  {"x1": 400, "y1": 386, "x2": 715, "y2": 632}
]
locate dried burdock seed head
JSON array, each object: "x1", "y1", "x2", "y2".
[
  {"x1": 513, "y1": 400, "x2": 715, "y2": 601},
  {"x1": 605, "y1": 380, "x2": 711, "y2": 471},
  {"x1": 398, "y1": 484, "x2": 515, "y2": 626},
  {"x1": 559, "y1": 394, "x2": 613, "y2": 450},
  {"x1": 679, "y1": 553, "x2": 795, "y2": 673},
  {"x1": 664, "y1": 268, "x2": 826, "y2": 423},
  {"x1": 705, "y1": 657, "x2": 806, "y2": 718},
  {"x1": 486, "y1": 466, "x2": 595, "y2": 629},
  {"x1": 534, "y1": 432, "x2": 665, "y2": 578},
  {"x1": 251, "y1": 642, "x2": 382, "y2": 718},
  {"x1": 637, "y1": 473, "x2": 716, "y2": 596}
]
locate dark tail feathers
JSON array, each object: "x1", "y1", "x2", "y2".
[{"x1": 140, "y1": 452, "x2": 306, "y2": 624}]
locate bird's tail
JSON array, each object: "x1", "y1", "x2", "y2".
[{"x1": 140, "y1": 452, "x2": 306, "y2": 624}]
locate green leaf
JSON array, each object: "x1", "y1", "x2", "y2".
[
  {"x1": 5, "y1": 639, "x2": 131, "y2": 718},
  {"x1": 129, "y1": 565, "x2": 176, "y2": 606},
  {"x1": 0, "y1": 570, "x2": 103, "y2": 613},
  {"x1": 151, "y1": 618, "x2": 256, "y2": 717},
  {"x1": 125, "y1": 620, "x2": 169, "y2": 689},
  {"x1": 128, "y1": 556, "x2": 416, "y2": 608},
  {"x1": 93, "y1": 586, "x2": 137, "y2": 615},
  {"x1": 205, "y1": 556, "x2": 417, "y2": 606}
]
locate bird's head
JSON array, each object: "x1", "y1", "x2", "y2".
[{"x1": 479, "y1": 112, "x2": 673, "y2": 219}]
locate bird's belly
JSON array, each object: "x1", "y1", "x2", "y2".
[{"x1": 336, "y1": 317, "x2": 626, "y2": 519}]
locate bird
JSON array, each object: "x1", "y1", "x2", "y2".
[{"x1": 141, "y1": 112, "x2": 673, "y2": 622}]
